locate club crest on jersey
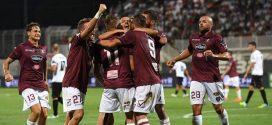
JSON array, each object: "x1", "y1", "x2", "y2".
[
  {"x1": 33, "y1": 64, "x2": 40, "y2": 70},
  {"x1": 195, "y1": 43, "x2": 206, "y2": 51},
  {"x1": 31, "y1": 55, "x2": 43, "y2": 63}
]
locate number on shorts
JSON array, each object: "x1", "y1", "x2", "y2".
[
  {"x1": 27, "y1": 94, "x2": 35, "y2": 102},
  {"x1": 72, "y1": 95, "x2": 82, "y2": 104},
  {"x1": 191, "y1": 91, "x2": 201, "y2": 99}
]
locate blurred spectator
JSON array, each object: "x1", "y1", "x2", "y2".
[{"x1": 97, "y1": 0, "x2": 272, "y2": 39}]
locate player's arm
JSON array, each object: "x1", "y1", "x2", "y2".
[
  {"x1": 98, "y1": 29, "x2": 125, "y2": 40},
  {"x1": 77, "y1": 4, "x2": 107, "y2": 40},
  {"x1": 221, "y1": 62, "x2": 232, "y2": 78},
  {"x1": 204, "y1": 50, "x2": 230, "y2": 61},
  {"x1": 98, "y1": 39, "x2": 122, "y2": 49},
  {"x1": 185, "y1": 69, "x2": 191, "y2": 79},
  {"x1": 244, "y1": 62, "x2": 255, "y2": 78},
  {"x1": 3, "y1": 57, "x2": 15, "y2": 82},
  {"x1": 50, "y1": 64, "x2": 57, "y2": 74},
  {"x1": 129, "y1": 55, "x2": 134, "y2": 72},
  {"x1": 166, "y1": 49, "x2": 192, "y2": 68},
  {"x1": 93, "y1": 62, "x2": 104, "y2": 85},
  {"x1": 134, "y1": 28, "x2": 158, "y2": 36},
  {"x1": 44, "y1": 63, "x2": 49, "y2": 90}
]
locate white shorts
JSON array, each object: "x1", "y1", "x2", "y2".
[
  {"x1": 62, "y1": 87, "x2": 85, "y2": 112},
  {"x1": 224, "y1": 76, "x2": 240, "y2": 87},
  {"x1": 99, "y1": 87, "x2": 135, "y2": 113},
  {"x1": 21, "y1": 88, "x2": 50, "y2": 111},
  {"x1": 134, "y1": 83, "x2": 162, "y2": 113},
  {"x1": 190, "y1": 81, "x2": 224, "y2": 105},
  {"x1": 156, "y1": 85, "x2": 165, "y2": 105}
]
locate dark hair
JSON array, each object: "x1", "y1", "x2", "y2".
[
  {"x1": 26, "y1": 22, "x2": 40, "y2": 32},
  {"x1": 248, "y1": 41, "x2": 256, "y2": 46},
  {"x1": 77, "y1": 18, "x2": 91, "y2": 32},
  {"x1": 105, "y1": 15, "x2": 119, "y2": 30},
  {"x1": 132, "y1": 14, "x2": 146, "y2": 28},
  {"x1": 142, "y1": 10, "x2": 158, "y2": 21}
]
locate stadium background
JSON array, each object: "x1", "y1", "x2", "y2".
[
  {"x1": 0, "y1": 0, "x2": 272, "y2": 125},
  {"x1": 0, "y1": 0, "x2": 272, "y2": 88}
]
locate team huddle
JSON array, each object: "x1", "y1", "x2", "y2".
[{"x1": 2, "y1": 3, "x2": 269, "y2": 125}]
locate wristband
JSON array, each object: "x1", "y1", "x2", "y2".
[{"x1": 94, "y1": 12, "x2": 102, "y2": 19}]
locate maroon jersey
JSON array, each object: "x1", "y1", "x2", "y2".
[
  {"x1": 227, "y1": 57, "x2": 238, "y2": 77},
  {"x1": 62, "y1": 34, "x2": 93, "y2": 94},
  {"x1": 154, "y1": 31, "x2": 166, "y2": 74},
  {"x1": 118, "y1": 30, "x2": 161, "y2": 86},
  {"x1": 94, "y1": 35, "x2": 134, "y2": 89},
  {"x1": 188, "y1": 31, "x2": 228, "y2": 82},
  {"x1": 9, "y1": 41, "x2": 48, "y2": 94}
]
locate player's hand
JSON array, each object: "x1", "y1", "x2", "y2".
[
  {"x1": 4, "y1": 73, "x2": 14, "y2": 82},
  {"x1": 243, "y1": 74, "x2": 248, "y2": 80},
  {"x1": 166, "y1": 59, "x2": 176, "y2": 68},
  {"x1": 98, "y1": 4, "x2": 107, "y2": 13},
  {"x1": 204, "y1": 50, "x2": 213, "y2": 57}
]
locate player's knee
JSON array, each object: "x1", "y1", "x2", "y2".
[{"x1": 74, "y1": 111, "x2": 84, "y2": 121}]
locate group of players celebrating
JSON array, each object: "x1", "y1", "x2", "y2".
[{"x1": 3, "y1": 2, "x2": 269, "y2": 125}]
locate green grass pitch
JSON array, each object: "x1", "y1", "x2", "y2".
[{"x1": 0, "y1": 88, "x2": 271, "y2": 125}]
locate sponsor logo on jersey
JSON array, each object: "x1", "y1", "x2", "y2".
[
  {"x1": 31, "y1": 55, "x2": 43, "y2": 63},
  {"x1": 195, "y1": 43, "x2": 206, "y2": 51}
]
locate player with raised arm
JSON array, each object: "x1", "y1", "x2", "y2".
[
  {"x1": 166, "y1": 16, "x2": 230, "y2": 125},
  {"x1": 94, "y1": 15, "x2": 135, "y2": 125},
  {"x1": 221, "y1": 51, "x2": 241, "y2": 102},
  {"x1": 61, "y1": 4, "x2": 107, "y2": 125},
  {"x1": 48, "y1": 43, "x2": 67, "y2": 118},
  {"x1": 240, "y1": 41, "x2": 269, "y2": 108},
  {"x1": 3, "y1": 22, "x2": 50, "y2": 125},
  {"x1": 98, "y1": 14, "x2": 162, "y2": 125}
]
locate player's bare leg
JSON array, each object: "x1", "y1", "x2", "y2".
[
  {"x1": 212, "y1": 104, "x2": 229, "y2": 125},
  {"x1": 97, "y1": 113, "x2": 114, "y2": 125},
  {"x1": 27, "y1": 103, "x2": 41, "y2": 125},
  {"x1": 134, "y1": 112, "x2": 149, "y2": 125},
  {"x1": 234, "y1": 86, "x2": 242, "y2": 102},
  {"x1": 67, "y1": 109, "x2": 84, "y2": 125},
  {"x1": 192, "y1": 104, "x2": 203, "y2": 125},
  {"x1": 64, "y1": 112, "x2": 73, "y2": 125},
  {"x1": 155, "y1": 104, "x2": 170, "y2": 125},
  {"x1": 224, "y1": 85, "x2": 229, "y2": 101},
  {"x1": 125, "y1": 111, "x2": 135, "y2": 125},
  {"x1": 171, "y1": 84, "x2": 181, "y2": 97},
  {"x1": 38, "y1": 107, "x2": 48, "y2": 125}
]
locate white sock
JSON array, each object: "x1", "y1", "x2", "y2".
[
  {"x1": 218, "y1": 109, "x2": 229, "y2": 125},
  {"x1": 27, "y1": 120, "x2": 37, "y2": 125},
  {"x1": 224, "y1": 88, "x2": 229, "y2": 98},
  {"x1": 192, "y1": 115, "x2": 202, "y2": 125},
  {"x1": 160, "y1": 117, "x2": 171, "y2": 125},
  {"x1": 237, "y1": 89, "x2": 241, "y2": 98},
  {"x1": 137, "y1": 118, "x2": 149, "y2": 125},
  {"x1": 127, "y1": 123, "x2": 136, "y2": 125}
]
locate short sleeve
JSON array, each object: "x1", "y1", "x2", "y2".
[
  {"x1": 215, "y1": 35, "x2": 228, "y2": 53},
  {"x1": 8, "y1": 45, "x2": 22, "y2": 60},
  {"x1": 250, "y1": 54, "x2": 256, "y2": 63},
  {"x1": 118, "y1": 31, "x2": 134, "y2": 46},
  {"x1": 51, "y1": 56, "x2": 58, "y2": 66}
]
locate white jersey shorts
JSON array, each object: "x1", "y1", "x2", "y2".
[
  {"x1": 190, "y1": 81, "x2": 225, "y2": 105},
  {"x1": 62, "y1": 87, "x2": 85, "y2": 112},
  {"x1": 224, "y1": 76, "x2": 240, "y2": 87},
  {"x1": 21, "y1": 88, "x2": 50, "y2": 111},
  {"x1": 99, "y1": 87, "x2": 135, "y2": 113},
  {"x1": 134, "y1": 83, "x2": 163, "y2": 113}
]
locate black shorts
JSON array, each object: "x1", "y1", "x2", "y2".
[
  {"x1": 250, "y1": 75, "x2": 264, "y2": 88},
  {"x1": 176, "y1": 77, "x2": 184, "y2": 85},
  {"x1": 51, "y1": 82, "x2": 62, "y2": 98}
]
